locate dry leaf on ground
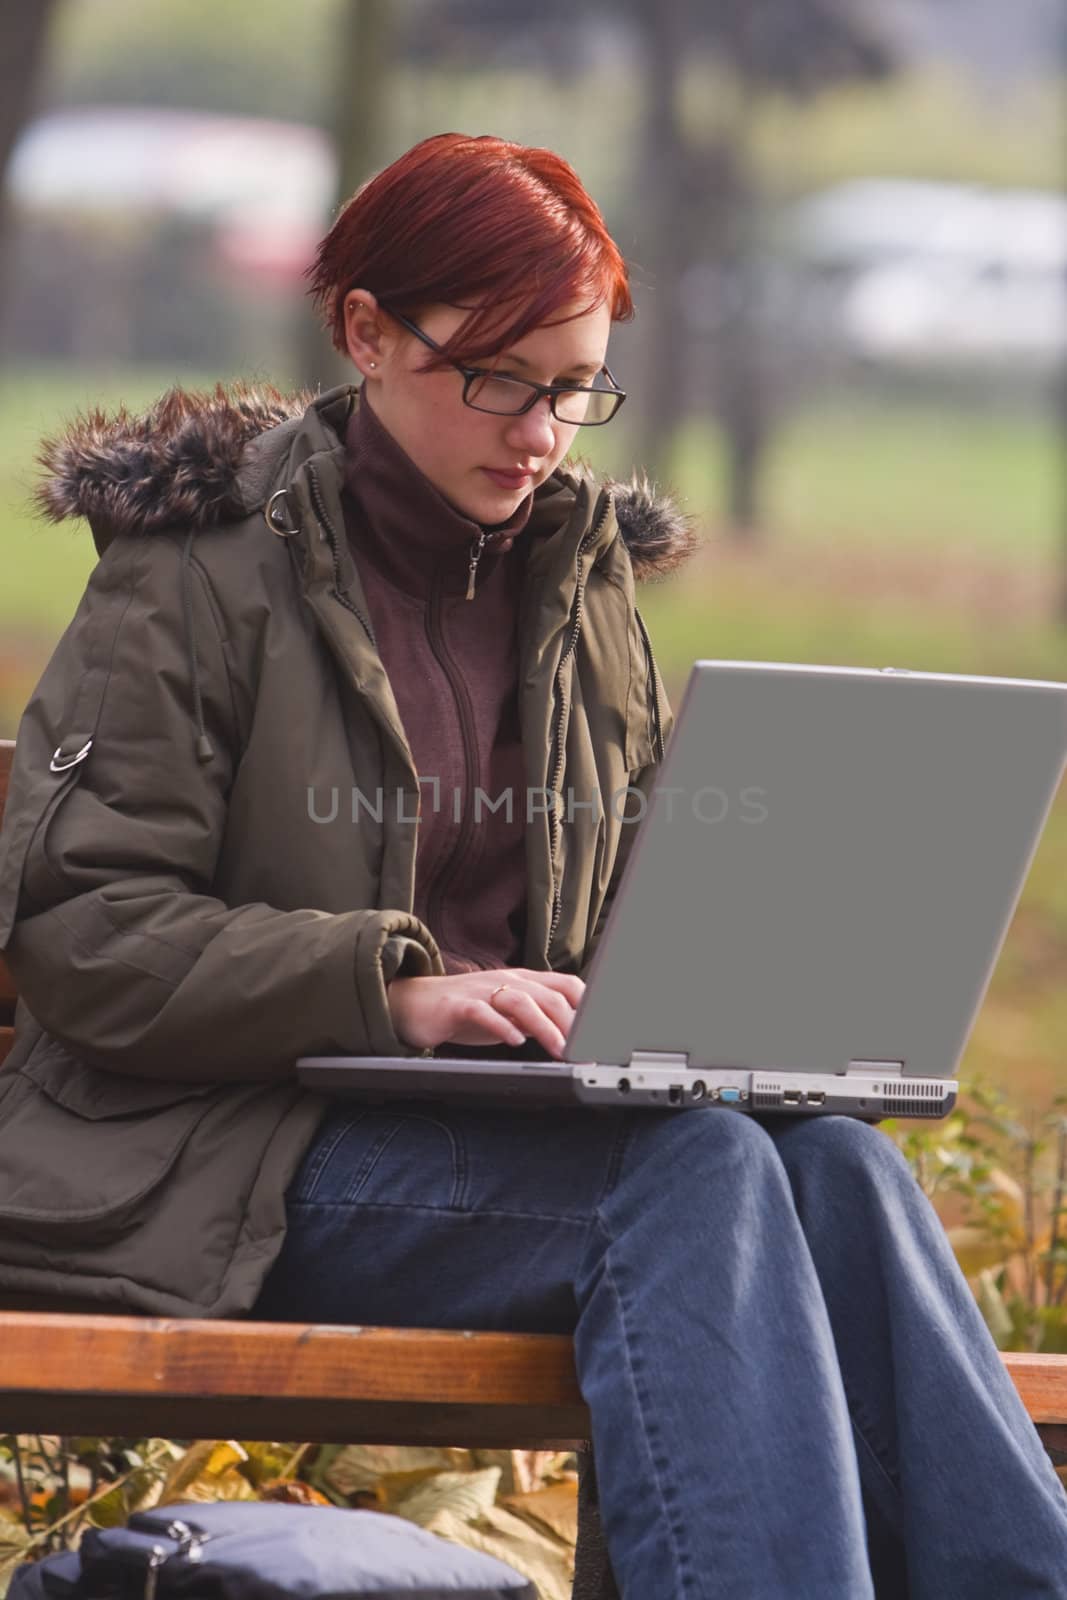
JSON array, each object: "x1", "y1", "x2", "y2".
[
  {"x1": 321, "y1": 1445, "x2": 472, "y2": 1500},
  {"x1": 501, "y1": 1478, "x2": 579, "y2": 1547},
  {"x1": 428, "y1": 1503, "x2": 574, "y2": 1600},
  {"x1": 390, "y1": 1467, "x2": 501, "y2": 1528}
]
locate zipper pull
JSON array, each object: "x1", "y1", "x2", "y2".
[
  {"x1": 465, "y1": 532, "x2": 489, "y2": 600},
  {"x1": 142, "y1": 1544, "x2": 166, "y2": 1600}
]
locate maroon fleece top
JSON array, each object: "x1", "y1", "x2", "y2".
[{"x1": 341, "y1": 395, "x2": 538, "y2": 976}]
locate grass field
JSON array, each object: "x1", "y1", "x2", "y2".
[{"x1": 1, "y1": 363, "x2": 1064, "y2": 1109}]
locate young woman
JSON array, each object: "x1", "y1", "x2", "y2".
[{"x1": 0, "y1": 133, "x2": 1065, "y2": 1598}]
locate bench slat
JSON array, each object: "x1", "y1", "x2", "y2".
[
  {"x1": 1001, "y1": 1353, "x2": 1067, "y2": 1426},
  {"x1": 0, "y1": 1315, "x2": 583, "y2": 1406},
  {"x1": 0, "y1": 1314, "x2": 587, "y2": 1446},
  {"x1": 2, "y1": 1314, "x2": 1067, "y2": 1454}
]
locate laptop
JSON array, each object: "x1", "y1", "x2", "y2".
[{"x1": 297, "y1": 660, "x2": 1067, "y2": 1119}]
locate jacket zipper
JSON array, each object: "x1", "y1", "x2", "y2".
[
  {"x1": 545, "y1": 495, "x2": 612, "y2": 953},
  {"x1": 307, "y1": 466, "x2": 378, "y2": 649},
  {"x1": 634, "y1": 605, "x2": 665, "y2": 762}
]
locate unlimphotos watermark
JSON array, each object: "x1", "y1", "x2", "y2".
[{"x1": 306, "y1": 780, "x2": 769, "y2": 826}]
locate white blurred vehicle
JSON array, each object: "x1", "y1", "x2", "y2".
[
  {"x1": 7, "y1": 107, "x2": 337, "y2": 285},
  {"x1": 783, "y1": 180, "x2": 1067, "y2": 375},
  {"x1": 841, "y1": 255, "x2": 1065, "y2": 373}
]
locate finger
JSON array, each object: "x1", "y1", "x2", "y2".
[
  {"x1": 496, "y1": 991, "x2": 567, "y2": 1060},
  {"x1": 477, "y1": 1000, "x2": 527, "y2": 1049},
  {"x1": 526, "y1": 970, "x2": 586, "y2": 1006},
  {"x1": 530, "y1": 986, "x2": 577, "y2": 1041}
]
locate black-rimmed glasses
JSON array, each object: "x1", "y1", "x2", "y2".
[{"x1": 380, "y1": 306, "x2": 627, "y2": 426}]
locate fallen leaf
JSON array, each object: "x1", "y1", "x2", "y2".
[
  {"x1": 390, "y1": 1467, "x2": 501, "y2": 1529},
  {"x1": 501, "y1": 1479, "x2": 579, "y2": 1546},
  {"x1": 321, "y1": 1445, "x2": 471, "y2": 1500},
  {"x1": 427, "y1": 1504, "x2": 574, "y2": 1600}
]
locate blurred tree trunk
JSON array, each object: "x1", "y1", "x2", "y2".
[
  {"x1": 627, "y1": 0, "x2": 892, "y2": 544},
  {"x1": 0, "y1": 0, "x2": 62, "y2": 322},
  {"x1": 632, "y1": 0, "x2": 769, "y2": 541},
  {"x1": 295, "y1": 0, "x2": 394, "y2": 390},
  {"x1": 706, "y1": 123, "x2": 768, "y2": 545},
  {"x1": 633, "y1": 0, "x2": 689, "y2": 486}
]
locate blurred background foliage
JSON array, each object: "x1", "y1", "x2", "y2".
[{"x1": 0, "y1": 0, "x2": 1064, "y2": 1105}]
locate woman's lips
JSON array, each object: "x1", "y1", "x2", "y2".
[{"x1": 482, "y1": 468, "x2": 532, "y2": 490}]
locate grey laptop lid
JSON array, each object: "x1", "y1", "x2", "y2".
[{"x1": 565, "y1": 660, "x2": 1067, "y2": 1080}]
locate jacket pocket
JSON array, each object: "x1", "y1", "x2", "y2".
[{"x1": 0, "y1": 1037, "x2": 219, "y2": 1244}]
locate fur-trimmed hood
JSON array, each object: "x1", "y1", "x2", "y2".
[{"x1": 33, "y1": 383, "x2": 702, "y2": 582}]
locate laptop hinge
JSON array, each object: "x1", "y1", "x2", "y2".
[
  {"x1": 628, "y1": 1050, "x2": 690, "y2": 1071},
  {"x1": 848, "y1": 1059, "x2": 905, "y2": 1078}
]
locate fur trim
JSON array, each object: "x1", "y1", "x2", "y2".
[
  {"x1": 35, "y1": 383, "x2": 701, "y2": 578},
  {"x1": 606, "y1": 469, "x2": 702, "y2": 583},
  {"x1": 34, "y1": 383, "x2": 312, "y2": 538}
]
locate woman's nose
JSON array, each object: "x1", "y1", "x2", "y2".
[{"x1": 503, "y1": 396, "x2": 557, "y2": 458}]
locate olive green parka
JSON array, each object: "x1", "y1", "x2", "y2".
[{"x1": 0, "y1": 383, "x2": 697, "y2": 1316}]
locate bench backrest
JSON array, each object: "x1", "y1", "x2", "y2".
[{"x1": 0, "y1": 739, "x2": 16, "y2": 1064}]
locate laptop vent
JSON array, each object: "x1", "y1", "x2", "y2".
[
  {"x1": 753, "y1": 1084, "x2": 782, "y2": 1107},
  {"x1": 882, "y1": 1083, "x2": 945, "y2": 1118}
]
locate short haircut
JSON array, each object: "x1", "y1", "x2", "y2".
[{"x1": 307, "y1": 132, "x2": 633, "y2": 363}]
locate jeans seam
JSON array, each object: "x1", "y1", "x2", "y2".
[
  {"x1": 295, "y1": 1111, "x2": 368, "y2": 1203},
  {"x1": 322, "y1": 1111, "x2": 466, "y2": 1207},
  {"x1": 595, "y1": 1113, "x2": 635, "y2": 1208},
  {"x1": 394, "y1": 1111, "x2": 467, "y2": 1209},
  {"x1": 341, "y1": 1120, "x2": 405, "y2": 1204},
  {"x1": 590, "y1": 1213, "x2": 699, "y2": 1598},
  {"x1": 839, "y1": 1371, "x2": 903, "y2": 1508},
  {"x1": 427, "y1": 1114, "x2": 467, "y2": 1209}
]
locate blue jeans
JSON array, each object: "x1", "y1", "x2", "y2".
[{"x1": 249, "y1": 1101, "x2": 1067, "y2": 1598}]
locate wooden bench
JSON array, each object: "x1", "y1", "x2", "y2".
[{"x1": 2, "y1": 733, "x2": 1067, "y2": 1596}]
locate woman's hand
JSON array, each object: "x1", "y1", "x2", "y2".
[{"x1": 386, "y1": 968, "x2": 586, "y2": 1059}]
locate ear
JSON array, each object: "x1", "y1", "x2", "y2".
[{"x1": 342, "y1": 289, "x2": 386, "y2": 379}]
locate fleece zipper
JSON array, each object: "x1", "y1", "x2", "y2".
[{"x1": 422, "y1": 575, "x2": 492, "y2": 965}]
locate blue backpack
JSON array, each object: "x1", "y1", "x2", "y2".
[{"x1": 7, "y1": 1499, "x2": 536, "y2": 1598}]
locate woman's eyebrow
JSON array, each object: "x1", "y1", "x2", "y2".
[{"x1": 500, "y1": 352, "x2": 603, "y2": 378}]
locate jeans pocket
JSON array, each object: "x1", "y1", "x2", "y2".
[{"x1": 291, "y1": 1102, "x2": 466, "y2": 1210}]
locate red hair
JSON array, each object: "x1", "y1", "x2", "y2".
[{"x1": 307, "y1": 133, "x2": 633, "y2": 362}]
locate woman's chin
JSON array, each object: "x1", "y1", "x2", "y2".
[{"x1": 455, "y1": 482, "x2": 526, "y2": 527}]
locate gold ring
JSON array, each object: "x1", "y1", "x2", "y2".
[{"x1": 489, "y1": 984, "x2": 511, "y2": 1004}]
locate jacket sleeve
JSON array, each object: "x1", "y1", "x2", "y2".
[
  {"x1": 577, "y1": 687, "x2": 675, "y2": 983},
  {"x1": 0, "y1": 532, "x2": 442, "y2": 1082}
]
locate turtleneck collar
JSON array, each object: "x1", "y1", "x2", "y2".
[{"x1": 341, "y1": 390, "x2": 534, "y2": 600}]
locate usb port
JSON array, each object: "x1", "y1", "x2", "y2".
[
  {"x1": 783, "y1": 1088, "x2": 804, "y2": 1105},
  {"x1": 808, "y1": 1091, "x2": 826, "y2": 1106}
]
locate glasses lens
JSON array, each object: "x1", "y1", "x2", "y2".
[
  {"x1": 554, "y1": 388, "x2": 622, "y2": 425},
  {"x1": 464, "y1": 373, "x2": 534, "y2": 414},
  {"x1": 463, "y1": 372, "x2": 623, "y2": 424}
]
